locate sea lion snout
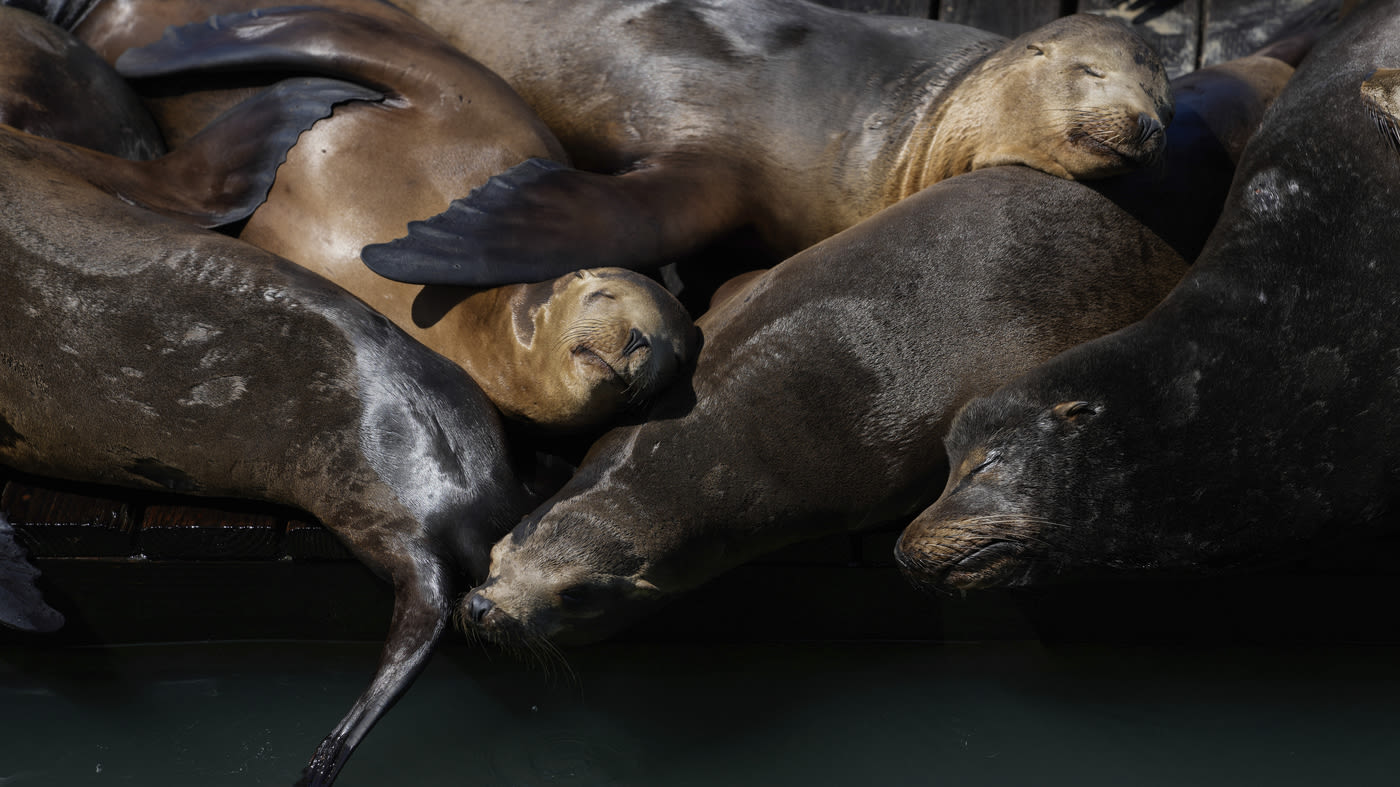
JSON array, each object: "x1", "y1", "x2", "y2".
[
  {"x1": 621, "y1": 327, "x2": 649, "y2": 357},
  {"x1": 1137, "y1": 112, "x2": 1165, "y2": 147},
  {"x1": 464, "y1": 591, "x2": 495, "y2": 624}
]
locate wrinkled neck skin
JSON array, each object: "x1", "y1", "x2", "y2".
[{"x1": 889, "y1": 49, "x2": 1008, "y2": 200}]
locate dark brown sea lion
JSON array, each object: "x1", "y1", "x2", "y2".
[
  {"x1": 0, "y1": 4, "x2": 162, "y2": 160},
  {"x1": 454, "y1": 162, "x2": 1189, "y2": 647},
  {"x1": 0, "y1": 12, "x2": 530, "y2": 785},
  {"x1": 356, "y1": 1, "x2": 1173, "y2": 286},
  {"x1": 894, "y1": 0, "x2": 1400, "y2": 594},
  {"x1": 113, "y1": 5, "x2": 698, "y2": 432}
]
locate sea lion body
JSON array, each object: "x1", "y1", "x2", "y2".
[
  {"x1": 0, "y1": 12, "x2": 530, "y2": 784},
  {"x1": 358, "y1": 0, "x2": 1172, "y2": 286},
  {"x1": 458, "y1": 164, "x2": 1189, "y2": 647},
  {"x1": 112, "y1": 5, "x2": 697, "y2": 432},
  {"x1": 895, "y1": 0, "x2": 1400, "y2": 593}
]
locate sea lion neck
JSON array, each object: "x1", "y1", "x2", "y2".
[{"x1": 885, "y1": 40, "x2": 1002, "y2": 204}]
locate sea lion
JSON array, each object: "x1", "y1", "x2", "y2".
[
  {"x1": 0, "y1": 14, "x2": 530, "y2": 786},
  {"x1": 894, "y1": 0, "x2": 1400, "y2": 594},
  {"x1": 354, "y1": 1, "x2": 1173, "y2": 286},
  {"x1": 1090, "y1": 37, "x2": 1309, "y2": 261},
  {"x1": 0, "y1": 4, "x2": 162, "y2": 160},
  {"x1": 454, "y1": 162, "x2": 1189, "y2": 647},
  {"x1": 113, "y1": 5, "x2": 698, "y2": 432}
]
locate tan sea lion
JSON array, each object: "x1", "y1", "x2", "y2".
[
  {"x1": 893, "y1": 0, "x2": 1400, "y2": 594},
  {"x1": 348, "y1": 1, "x2": 1174, "y2": 286},
  {"x1": 115, "y1": 5, "x2": 698, "y2": 431},
  {"x1": 0, "y1": 11, "x2": 532, "y2": 785}
]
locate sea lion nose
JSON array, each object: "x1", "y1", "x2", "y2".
[
  {"x1": 465, "y1": 592, "x2": 495, "y2": 624},
  {"x1": 1137, "y1": 112, "x2": 1164, "y2": 145},
  {"x1": 621, "y1": 327, "x2": 649, "y2": 356}
]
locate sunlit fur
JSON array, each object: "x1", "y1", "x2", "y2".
[{"x1": 1361, "y1": 67, "x2": 1400, "y2": 155}]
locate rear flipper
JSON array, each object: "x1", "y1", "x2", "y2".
[
  {"x1": 1362, "y1": 67, "x2": 1400, "y2": 155},
  {"x1": 361, "y1": 156, "x2": 746, "y2": 286},
  {"x1": 0, "y1": 514, "x2": 63, "y2": 633},
  {"x1": 36, "y1": 76, "x2": 380, "y2": 227}
]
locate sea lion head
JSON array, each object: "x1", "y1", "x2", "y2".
[
  {"x1": 967, "y1": 14, "x2": 1173, "y2": 180},
  {"x1": 512, "y1": 267, "x2": 697, "y2": 432},
  {"x1": 895, "y1": 391, "x2": 1105, "y2": 592},
  {"x1": 458, "y1": 494, "x2": 668, "y2": 649}
]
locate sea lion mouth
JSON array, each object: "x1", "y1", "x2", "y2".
[
  {"x1": 941, "y1": 540, "x2": 1028, "y2": 588},
  {"x1": 1069, "y1": 112, "x2": 1165, "y2": 169},
  {"x1": 572, "y1": 344, "x2": 625, "y2": 383},
  {"x1": 897, "y1": 536, "x2": 1030, "y2": 593}
]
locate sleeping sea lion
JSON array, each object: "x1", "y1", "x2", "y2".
[
  {"x1": 455, "y1": 163, "x2": 1189, "y2": 648},
  {"x1": 0, "y1": 11, "x2": 530, "y2": 785},
  {"x1": 114, "y1": 5, "x2": 698, "y2": 432},
  {"x1": 894, "y1": 0, "x2": 1400, "y2": 594},
  {"x1": 354, "y1": 0, "x2": 1173, "y2": 286}
]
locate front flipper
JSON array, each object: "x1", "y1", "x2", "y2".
[
  {"x1": 0, "y1": 514, "x2": 63, "y2": 633},
  {"x1": 361, "y1": 156, "x2": 746, "y2": 286},
  {"x1": 39, "y1": 76, "x2": 380, "y2": 227}
]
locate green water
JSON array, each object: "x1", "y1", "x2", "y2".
[{"x1": 1, "y1": 640, "x2": 1397, "y2": 786}]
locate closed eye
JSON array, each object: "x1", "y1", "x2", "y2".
[
  {"x1": 1082, "y1": 65, "x2": 1105, "y2": 78},
  {"x1": 969, "y1": 451, "x2": 1001, "y2": 475},
  {"x1": 558, "y1": 585, "x2": 593, "y2": 606}
]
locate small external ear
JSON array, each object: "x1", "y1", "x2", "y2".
[{"x1": 1052, "y1": 401, "x2": 1097, "y2": 420}]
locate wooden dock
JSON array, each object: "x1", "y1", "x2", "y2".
[{"x1": 818, "y1": 0, "x2": 1330, "y2": 77}]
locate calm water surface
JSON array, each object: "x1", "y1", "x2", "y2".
[{"x1": 0, "y1": 639, "x2": 1396, "y2": 785}]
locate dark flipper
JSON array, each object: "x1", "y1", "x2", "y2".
[
  {"x1": 115, "y1": 5, "x2": 439, "y2": 95},
  {"x1": 295, "y1": 563, "x2": 449, "y2": 787},
  {"x1": 0, "y1": 514, "x2": 63, "y2": 633},
  {"x1": 39, "y1": 76, "x2": 380, "y2": 227},
  {"x1": 362, "y1": 156, "x2": 743, "y2": 286}
]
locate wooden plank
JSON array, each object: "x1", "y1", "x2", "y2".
[
  {"x1": 1080, "y1": 0, "x2": 1202, "y2": 77},
  {"x1": 1, "y1": 481, "x2": 134, "y2": 557},
  {"x1": 1200, "y1": 0, "x2": 1326, "y2": 67},
  {"x1": 139, "y1": 503, "x2": 283, "y2": 560},
  {"x1": 0, "y1": 558, "x2": 393, "y2": 645},
  {"x1": 940, "y1": 0, "x2": 1063, "y2": 38},
  {"x1": 811, "y1": 0, "x2": 934, "y2": 17},
  {"x1": 284, "y1": 519, "x2": 354, "y2": 561}
]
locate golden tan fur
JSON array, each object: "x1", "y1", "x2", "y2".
[{"x1": 77, "y1": 1, "x2": 697, "y2": 431}]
